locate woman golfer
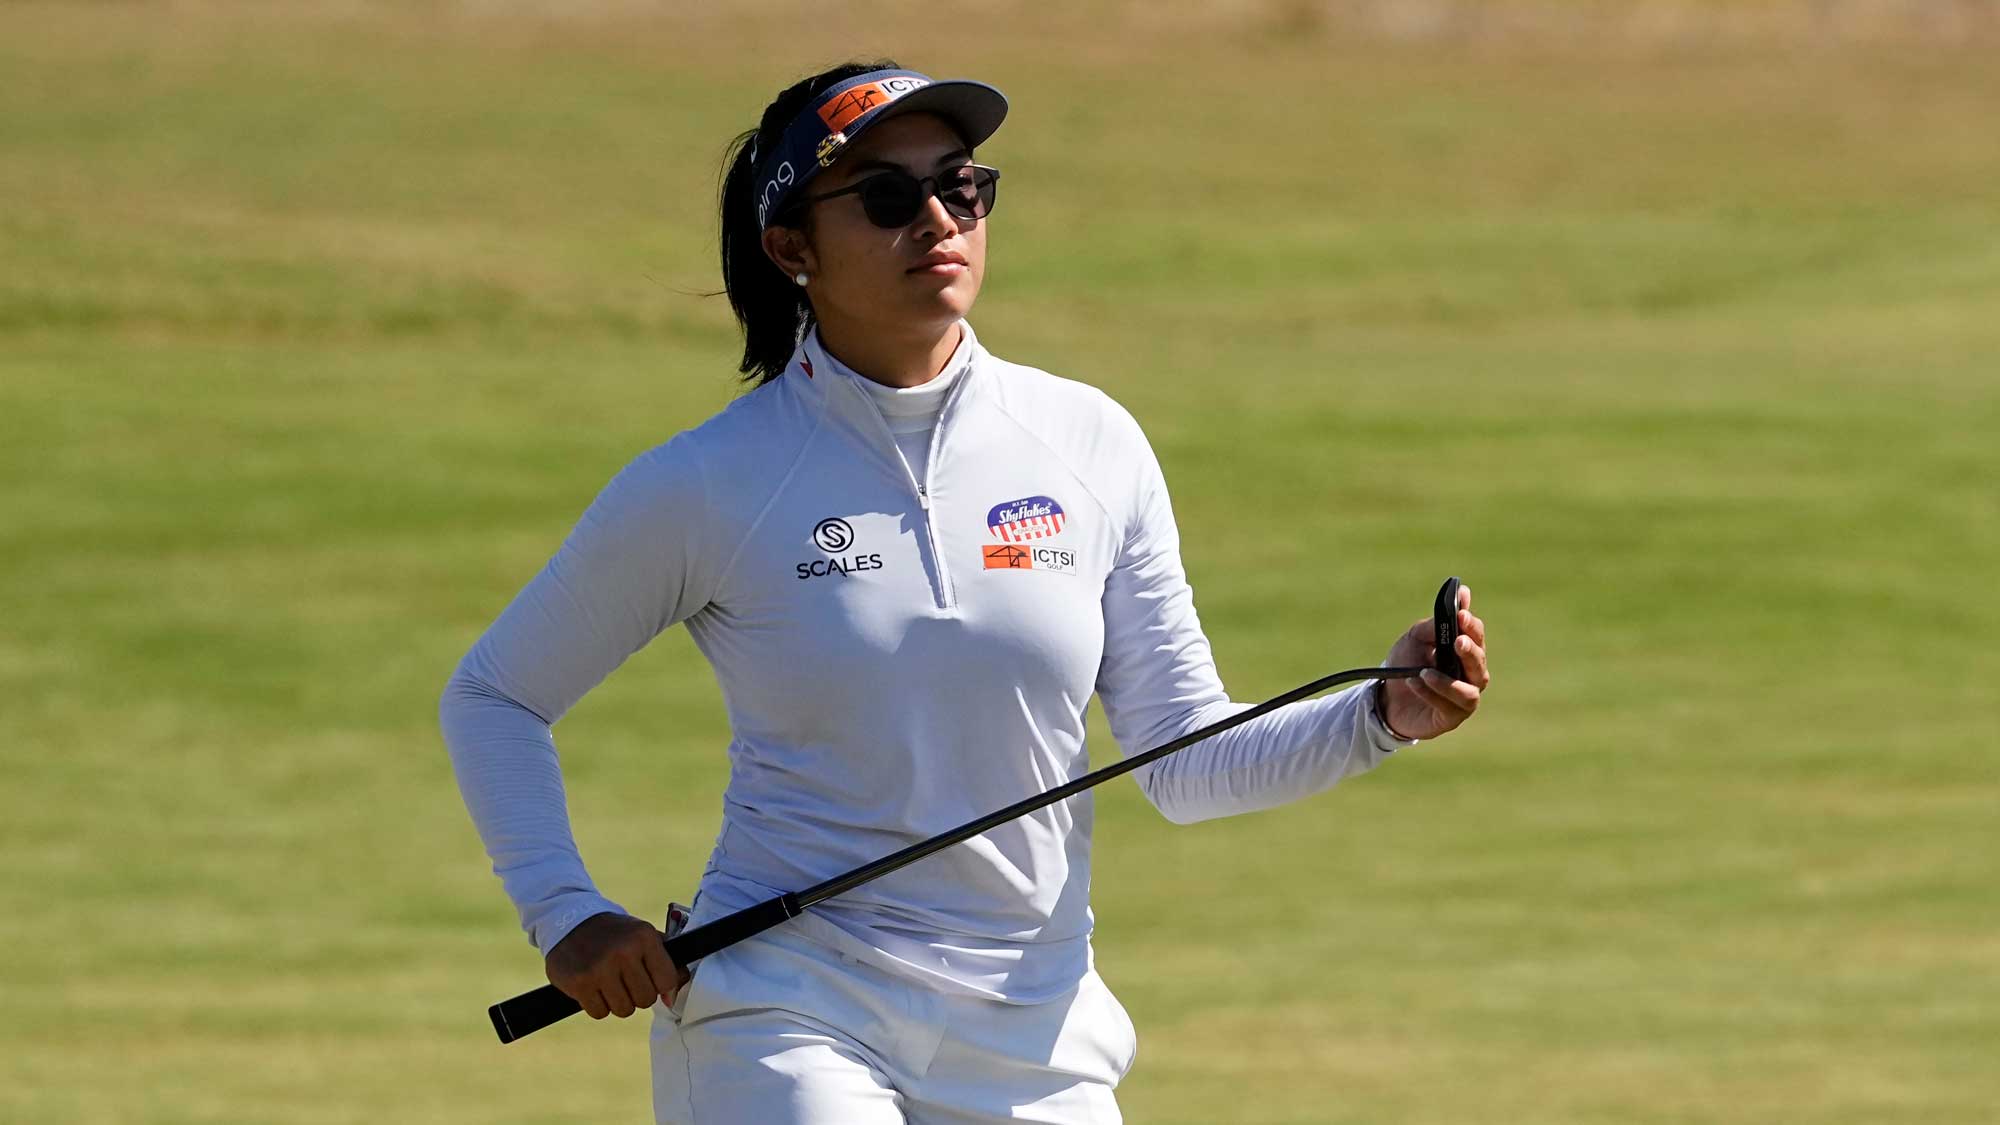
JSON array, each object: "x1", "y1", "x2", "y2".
[{"x1": 442, "y1": 59, "x2": 1490, "y2": 1124}]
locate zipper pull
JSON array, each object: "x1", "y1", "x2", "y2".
[{"x1": 917, "y1": 484, "x2": 931, "y2": 510}]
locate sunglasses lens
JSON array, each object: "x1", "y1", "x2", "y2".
[
  {"x1": 938, "y1": 167, "x2": 996, "y2": 221},
  {"x1": 859, "y1": 174, "x2": 924, "y2": 228},
  {"x1": 852, "y1": 166, "x2": 1000, "y2": 229}
]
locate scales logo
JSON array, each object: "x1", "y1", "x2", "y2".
[
  {"x1": 986, "y1": 495, "x2": 1066, "y2": 542},
  {"x1": 812, "y1": 517, "x2": 854, "y2": 553},
  {"x1": 798, "y1": 516, "x2": 881, "y2": 580}
]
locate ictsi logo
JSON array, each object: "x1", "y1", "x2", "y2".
[
  {"x1": 982, "y1": 544, "x2": 1030, "y2": 569},
  {"x1": 982, "y1": 543, "x2": 1077, "y2": 573}
]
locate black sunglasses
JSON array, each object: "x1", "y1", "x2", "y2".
[{"x1": 796, "y1": 163, "x2": 1000, "y2": 230}]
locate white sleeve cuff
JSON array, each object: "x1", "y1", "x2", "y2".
[{"x1": 527, "y1": 892, "x2": 628, "y2": 959}]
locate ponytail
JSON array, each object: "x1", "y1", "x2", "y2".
[
  {"x1": 718, "y1": 128, "x2": 807, "y2": 386},
  {"x1": 718, "y1": 58, "x2": 899, "y2": 387}
]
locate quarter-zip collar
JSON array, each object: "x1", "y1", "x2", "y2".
[{"x1": 787, "y1": 319, "x2": 989, "y2": 466}]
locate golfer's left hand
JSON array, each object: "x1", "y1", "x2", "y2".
[{"x1": 1378, "y1": 583, "x2": 1489, "y2": 742}]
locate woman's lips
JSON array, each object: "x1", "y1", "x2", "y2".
[{"x1": 909, "y1": 251, "x2": 969, "y2": 275}]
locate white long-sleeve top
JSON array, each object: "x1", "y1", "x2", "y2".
[{"x1": 439, "y1": 318, "x2": 1414, "y2": 1004}]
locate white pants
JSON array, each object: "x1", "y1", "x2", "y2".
[{"x1": 649, "y1": 915, "x2": 1138, "y2": 1123}]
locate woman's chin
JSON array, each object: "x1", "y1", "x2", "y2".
[{"x1": 901, "y1": 279, "x2": 979, "y2": 321}]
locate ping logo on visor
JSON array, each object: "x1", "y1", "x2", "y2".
[{"x1": 987, "y1": 495, "x2": 1066, "y2": 542}]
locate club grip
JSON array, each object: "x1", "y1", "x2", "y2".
[
  {"x1": 1433, "y1": 576, "x2": 1464, "y2": 681},
  {"x1": 488, "y1": 983, "x2": 580, "y2": 1045},
  {"x1": 488, "y1": 894, "x2": 800, "y2": 1044}
]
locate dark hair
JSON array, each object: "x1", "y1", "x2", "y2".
[{"x1": 719, "y1": 59, "x2": 900, "y2": 387}]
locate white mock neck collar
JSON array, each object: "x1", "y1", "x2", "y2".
[
  {"x1": 805, "y1": 321, "x2": 977, "y2": 435},
  {"x1": 811, "y1": 321, "x2": 974, "y2": 390}
]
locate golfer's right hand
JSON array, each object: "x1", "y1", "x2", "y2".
[{"x1": 544, "y1": 911, "x2": 689, "y2": 1019}]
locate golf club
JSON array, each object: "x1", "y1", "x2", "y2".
[{"x1": 487, "y1": 575, "x2": 1468, "y2": 1043}]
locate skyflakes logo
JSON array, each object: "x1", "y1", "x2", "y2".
[{"x1": 987, "y1": 495, "x2": 1066, "y2": 541}]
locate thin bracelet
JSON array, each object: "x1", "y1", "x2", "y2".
[{"x1": 1374, "y1": 678, "x2": 1416, "y2": 743}]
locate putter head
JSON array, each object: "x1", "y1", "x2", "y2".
[{"x1": 1433, "y1": 576, "x2": 1464, "y2": 682}]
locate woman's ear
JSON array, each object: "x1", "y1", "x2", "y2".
[{"x1": 761, "y1": 225, "x2": 815, "y2": 280}]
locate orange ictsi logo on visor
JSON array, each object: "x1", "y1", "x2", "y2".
[
  {"x1": 816, "y1": 77, "x2": 928, "y2": 133},
  {"x1": 818, "y1": 83, "x2": 888, "y2": 131}
]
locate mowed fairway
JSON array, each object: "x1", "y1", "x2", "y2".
[{"x1": 3, "y1": 4, "x2": 1996, "y2": 1122}]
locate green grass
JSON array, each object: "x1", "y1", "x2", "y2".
[{"x1": 3, "y1": 4, "x2": 1996, "y2": 1122}]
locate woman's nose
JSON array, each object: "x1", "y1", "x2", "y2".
[{"x1": 912, "y1": 191, "x2": 961, "y2": 240}]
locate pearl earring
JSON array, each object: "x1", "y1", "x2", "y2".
[{"x1": 794, "y1": 271, "x2": 809, "y2": 287}]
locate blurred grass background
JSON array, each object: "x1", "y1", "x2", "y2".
[{"x1": 3, "y1": 2, "x2": 1996, "y2": 1122}]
